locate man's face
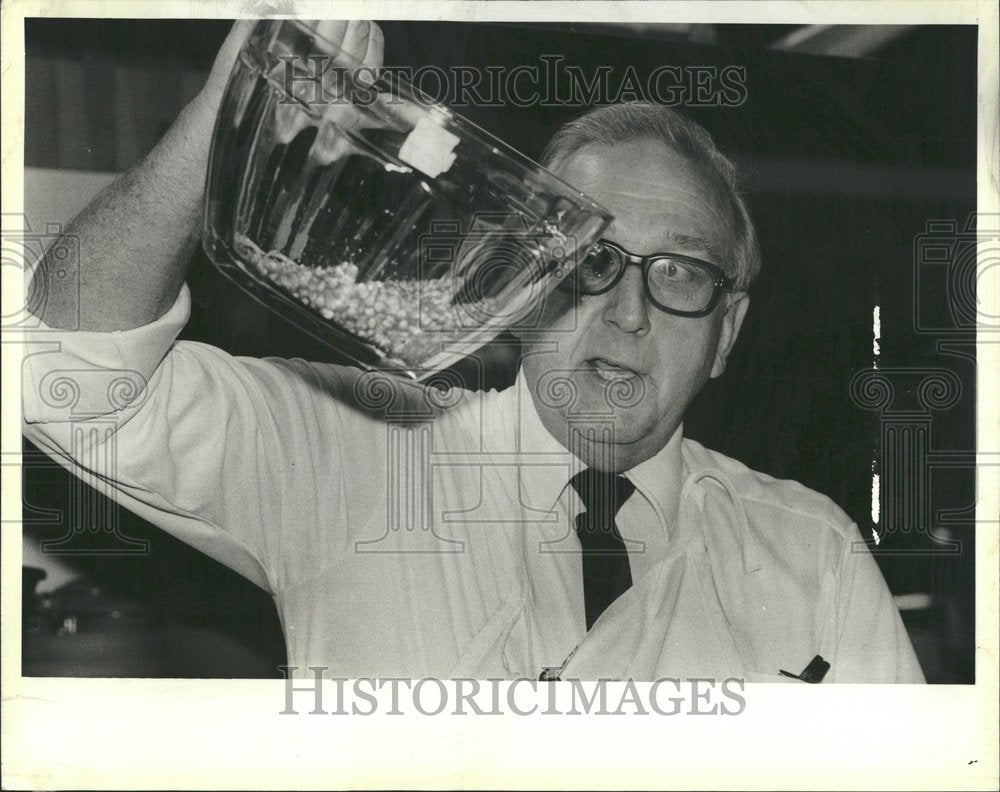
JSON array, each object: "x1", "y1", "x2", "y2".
[{"x1": 519, "y1": 138, "x2": 750, "y2": 472}]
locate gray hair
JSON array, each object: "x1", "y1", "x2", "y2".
[{"x1": 541, "y1": 102, "x2": 761, "y2": 290}]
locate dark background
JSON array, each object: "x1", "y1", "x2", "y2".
[{"x1": 22, "y1": 20, "x2": 977, "y2": 682}]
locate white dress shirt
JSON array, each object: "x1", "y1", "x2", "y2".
[{"x1": 22, "y1": 285, "x2": 925, "y2": 682}]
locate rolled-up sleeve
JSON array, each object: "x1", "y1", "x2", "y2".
[
  {"x1": 21, "y1": 284, "x2": 359, "y2": 593},
  {"x1": 23, "y1": 285, "x2": 192, "y2": 425}
]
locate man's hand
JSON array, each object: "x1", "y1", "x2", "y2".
[{"x1": 188, "y1": 20, "x2": 385, "y2": 174}]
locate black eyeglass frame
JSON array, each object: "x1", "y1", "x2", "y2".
[{"x1": 571, "y1": 238, "x2": 737, "y2": 318}]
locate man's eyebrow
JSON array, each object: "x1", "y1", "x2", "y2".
[
  {"x1": 667, "y1": 233, "x2": 722, "y2": 261},
  {"x1": 601, "y1": 225, "x2": 724, "y2": 262}
]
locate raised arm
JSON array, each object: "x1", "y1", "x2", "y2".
[
  {"x1": 28, "y1": 21, "x2": 255, "y2": 330},
  {"x1": 21, "y1": 20, "x2": 392, "y2": 593},
  {"x1": 27, "y1": 19, "x2": 385, "y2": 331}
]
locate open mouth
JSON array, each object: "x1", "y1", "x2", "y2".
[{"x1": 588, "y1": 357, "x2": 642, "y2": 382}]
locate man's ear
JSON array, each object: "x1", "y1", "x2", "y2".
[{"x1": 710, "y1": 292, "x2": 750, "y2": 378}]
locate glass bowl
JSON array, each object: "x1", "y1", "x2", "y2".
[{"x1": 203, "y1": 19, "x2": 612, "y2": 380}]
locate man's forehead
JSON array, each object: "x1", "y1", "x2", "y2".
[
  {"x1": 559, "y1": 139, "x2": 700, "y2": 183},
  {"x1": 558, "y1": 140, "x2": 736, "y2": 258}
]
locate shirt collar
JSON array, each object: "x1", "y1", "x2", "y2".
[{"x1": 510, "y1": 368, "x2": 684, "y2": 528}]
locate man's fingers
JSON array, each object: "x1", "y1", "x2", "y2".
[
  {"x1": 338, "y1": 20, "x2": 380, "y2": 67},
  {"x1": 268, "y1": 20, "x2": 394, "y2": 159},
  {"x1": 310, "y1": 20, "x2": 384, "y2": 67},
  {"x1": 363, "y1": 22, "x2": 385, "y2": 69},
  {"x1": 312, "y1": 20, "x2": 350, "y2": 51}
]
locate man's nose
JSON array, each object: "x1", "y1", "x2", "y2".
[{"x1": 602, "y1": 266, "x2": 650, "y2": 334}]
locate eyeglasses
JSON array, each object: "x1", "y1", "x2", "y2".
[{"x1": 564, "y1": 238, "x2": 736, "y2": 318}]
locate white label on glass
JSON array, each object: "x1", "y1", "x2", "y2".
[{"x1": 398, "y1": 117, "x2": 460, "y2": 178}]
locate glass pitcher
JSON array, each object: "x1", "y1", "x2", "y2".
[{"x1": 202, "y1": 19, "x2": 612, "y2": 380}]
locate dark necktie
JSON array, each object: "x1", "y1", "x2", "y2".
[{"x1": 569, "y1": 468, "x2": 636, "y2": 630}]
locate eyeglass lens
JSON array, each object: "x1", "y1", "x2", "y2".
[{"x1": 578, "y1": 244, "x2": 717, "y2": 313}]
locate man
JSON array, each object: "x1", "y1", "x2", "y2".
[{"x1": 21, "y1": 20, "x2": 924, "y2": 682}]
